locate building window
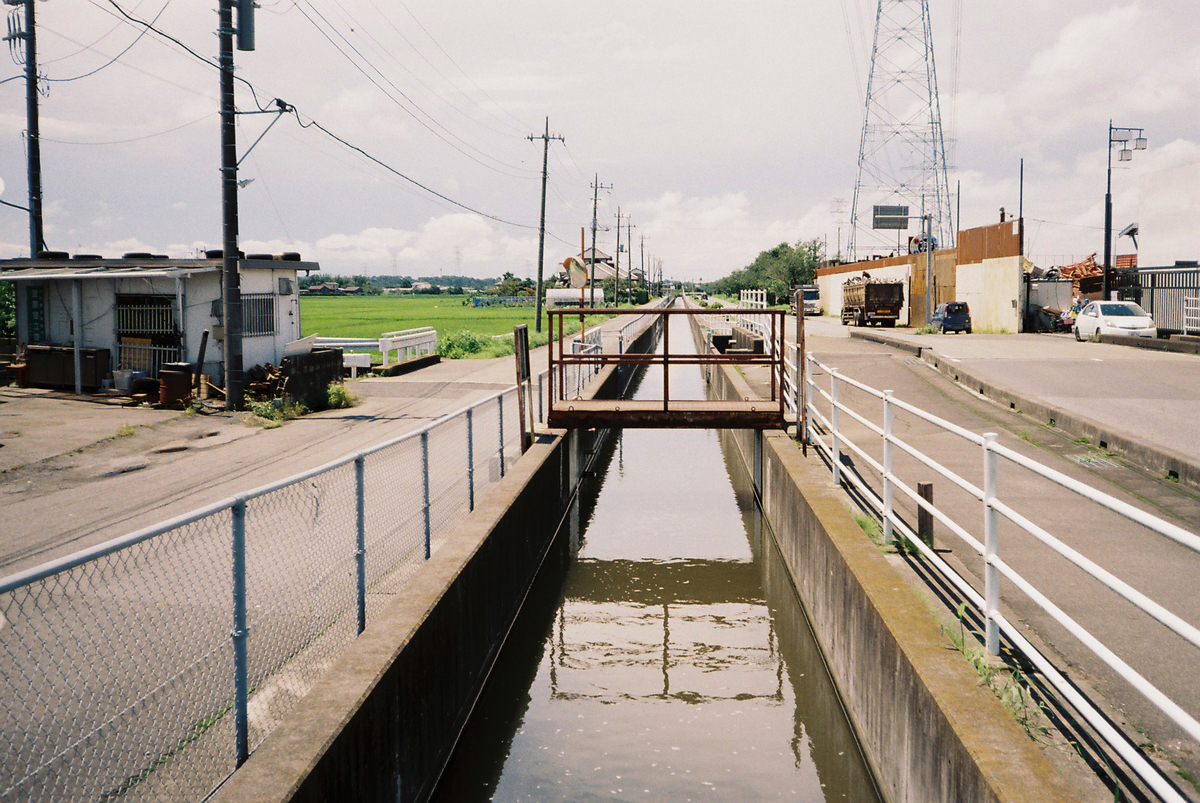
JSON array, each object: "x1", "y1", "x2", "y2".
[
  {"x1": 116, "y1": 294, "x2": 181, "y2": 377},
  {"x1": 242, "y1": 293, "x2": 277, "y2": 337}
]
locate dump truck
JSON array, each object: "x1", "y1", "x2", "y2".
[{"x1": 841, "y1": 276, "x2": 904, "y2": 327}]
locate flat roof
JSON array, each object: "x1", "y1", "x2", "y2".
[{"x1": 0, "y1": 257, "x2": 320, "y2": 282}]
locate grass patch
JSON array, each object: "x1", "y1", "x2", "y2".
[
  {"x1": 914, "y1": 324, "x2": 938, "y2": 335},
  {"x1": 326, "y1": 383, "x2": 358, "y2": 409},
  {"x1": 1073, "y1": 436, "x2": 1091, "y2": 445},
  {"x1": 853, "y1": 512, "x2": 883, "y2": 544},
  {"x1": 1018, "y1": 430, "x2": 1040, "y2": 446},
  {"x1": 116, "y1": 423, "x2": 136, "y2": 438},
  {"x1": 247, "y1": 398, "x2": 309, "y2": 428}
]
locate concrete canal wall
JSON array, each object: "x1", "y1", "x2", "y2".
[
  {"x1": 693, "y1": 321, "x2": 1078, "y2": 803},
  {"x1": 211, "y1": 318, "x2": 662, "y2": 803}
]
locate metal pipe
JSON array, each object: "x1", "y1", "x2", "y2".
[
  {"x1": 231, "y1": 497, "x2": 249, "y2": 766},
  {"x1": 883, "y1": 390, "x2": 894, "y2": 543},
  {"x1": 982, "y1": 433, "x2": 1000, "y2": 655},
  {"x1": 421, "y1": 431, "x2": 431, "y2": 560},
  {"x1": 355, "y1": 455, "x2": 366, "y2": 635}
]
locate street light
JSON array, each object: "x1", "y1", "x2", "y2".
[{"x1": 1104, "y1": 121, "x2": 1147, "y2": 299}]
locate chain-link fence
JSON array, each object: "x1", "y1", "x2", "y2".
[{"x1": 0, "y1": 387, "x2": 522, "y2": 803}]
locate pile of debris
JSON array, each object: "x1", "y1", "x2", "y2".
[
  {"x1": 245, "y1": 363, "x2": 285, "y2": 399},
  {"x1": 1057, "y1": 253, "x2": 1102, "y2": 294}
]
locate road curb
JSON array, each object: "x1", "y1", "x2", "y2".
[
  {"x1": 848, "y1": 329, "x2": 1200, "y2": 493},
  {"x1": 1098, "y1": 332, "x2": 1200, "y2": 355}
]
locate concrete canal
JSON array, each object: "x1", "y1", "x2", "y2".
[{"x1": 432, "y1": 322, "x2": 881, "y2": 802}]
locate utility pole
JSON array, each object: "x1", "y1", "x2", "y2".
[
  {"x1": 640, "y1": 235, "x2": 646, "y2": 296},
  {"x1": 589, "y1": 175, "x2": 611, "y2": 305},
  {"x1": 614, "y1": 207, "x2": 622, "y2": 305},
  {"x1": 4, "y1": 0, "x2": 44, "y2": 254},
  {"x1": 626, "y1": 215, "x2": 634, "y2": 302},
  {"x1": 527, "y1": 118, "x2": 563, "y2": 332},
  {"x1": 218, "y1": 0, "x2": 253, "y2": 410}
]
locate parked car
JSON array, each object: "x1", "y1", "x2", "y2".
[
  {"x1": 1073, "y1": 301, "x2": 1157, "y2": 341},
  {"x1": 931, "y1": 302, "x2": 972, "y2": 334}
]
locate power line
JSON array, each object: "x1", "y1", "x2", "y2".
[
  {"x1": 45, "y1": 0, "x2": 172, "y2": 82},
  {"x1": 391, "y1": 0, "x2": 530, "y2": 133},
  {"x1": 39, "y1": 111, "x2": 215, "y2": 144},
  {"x1": 38, "y1": 0, "x2": 152, "y2": 64},
  {"x1": 292, "y1": 0, "x2": 537, "y2": 179},
  {"x1": 288, "y1": 108, "x2": 539, "y2": 231}
]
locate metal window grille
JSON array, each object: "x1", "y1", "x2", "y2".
[
  {"x1": 116, "y1": 296, "x2": 176, "y2": 336},
  {"x1": 242, "y1": 293, "x2": 277, "y2": 337}
]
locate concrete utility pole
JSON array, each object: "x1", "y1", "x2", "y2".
[
  {"x1": 640, "y1": 235, "x2": 646, "y2": 295},
  {"x1": 3, "y1": 0, "x2": 45, "y2": 255},
  {"x1": 219, "y1": 0, "x2": 253, "y2": 410},
  {"x1": 589, "y1": 175, "x2": 611, "y2": 304},
  {"x1": 527, "y1": 118, "x2": 564, "y2": 332},
  {"x1": 626, "y1": 215, "x2": 635, "y2": 301},
  {"x1": 614, "y1": 207, "x2": 622, "y2": 304}
]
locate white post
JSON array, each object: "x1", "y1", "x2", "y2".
[
  {"x1": 830, "y1": 368, "x2": 841, "y2": 485},
  {"x1": 983, "y1": 432, "x2": 1000, "y2": 655},
  {"x1": 883, "y1": 389, "x2": 895, "y2": 544}
]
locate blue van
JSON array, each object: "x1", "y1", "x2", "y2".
[{"x1": 931, "y1": 302, "x2": 972, "y2": 334}]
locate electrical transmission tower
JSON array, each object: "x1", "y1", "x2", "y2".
[{"x1": 849, "y1": 0, "x2": 953, "y2": 261}]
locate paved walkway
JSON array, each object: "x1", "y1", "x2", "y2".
[{"x1": 0, "y1": 307, "x2": 655, "y2": 576}]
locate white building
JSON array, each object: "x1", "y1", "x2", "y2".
[{"x1": 1, "y1": 254, "x2": 319, "y2": 387}]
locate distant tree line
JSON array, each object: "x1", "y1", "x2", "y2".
[{"x1": 704, "y1": 239, "x2": 823, "y2": 304}]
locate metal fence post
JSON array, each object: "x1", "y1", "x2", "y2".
[
  {"x1": 231, "y1": 496, "x2": 249, "y2": 767},
  {"x1": 354, "y1": 454, "x2": 366, "y2": 635},
  {"x1": 830, "y1": 368, "x2": 841, "y2": 486},
  {"x1": 467, "y1": 407, "x2": 475, "y2": 511},
  {"x1": 497, "y1": 394, "x2": 506, "y2": 478},
  {"x1": 883, "y1": 390, "x2": 895, "y2": 544},
  {"x1": 421, "y1": 431, "x2": 431, "y2": 560},
  {"x1": 618, "y1": 333, "x2": 624, "y2": 396},
  {"x1": 983, "y1": 432, "x2": 1000, "y2": 655},
  {"x1": 537, "y1": 373, "x2": 544, "y2": 424}
]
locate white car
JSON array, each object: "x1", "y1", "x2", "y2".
[{"x1": 1073, "y1": 301, "x2": 1157, "y2": 341}]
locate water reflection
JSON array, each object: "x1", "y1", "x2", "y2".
[{"x1": 433, "y1": 321, "x2": 879, "y2": 803}]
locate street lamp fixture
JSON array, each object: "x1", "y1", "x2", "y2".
[{"x1": 1104, "y1": 121, "x2": 1147, "y2": 299}]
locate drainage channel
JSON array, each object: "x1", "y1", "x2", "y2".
[{"x1": 433, "y1": 320, "x2": 881, "y2": 802}]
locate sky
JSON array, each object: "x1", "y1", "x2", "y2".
[{"x1": 1, "y1": 1, "x2": 1197, "y2": 281}]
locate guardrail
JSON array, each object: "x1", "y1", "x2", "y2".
[
  {"x1": 801, "y1": 353, "x2": 1199, "y2": 802},
  {"x1": 0, "y1": 386, "x2": 518, "y2": 803},
  {"x1": 314, "y1": 326, "x2": 437, "y2": 367}
]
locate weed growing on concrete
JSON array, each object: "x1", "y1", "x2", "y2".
[
  {"x1": 326, "y1": 383, "x2": 358, "y2": 410},
  {"x1": 853, "y1": 512, "x2": 883, "y2": 545},
  {"x1": 1018, "y1": 430, "x2": 1040, "y2": 446},
  {"x1": 914, "y1": 324, "x2": 938, "y2": 335},
  {"x1": 1073, "y1": 436, "x2": 1091, "y2": 445},
  {"x1": 116, "y1": 424, "x2": 135, "y2": 438},
  {"x1": 940, "y1": 603, "x2": 1052, "y2": 743},
  {"x1": 248, "y1": 398, "x2": 309, "y2": 428}
]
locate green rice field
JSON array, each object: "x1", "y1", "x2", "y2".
[
  {"x1": 299, "y1": 295, "x2": 622, "y2": 359},
  {"x1": 300, "y1": 295, "x2": 545, "y2": 340}
]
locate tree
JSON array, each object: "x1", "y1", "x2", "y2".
[
  {"x1": 495, "y1": 271, "x2": 524, "y2": 296},
  {"x1": 0, "y1": 282, "x2": 14, "y2": 337},
  {"x1": 705, "y1": 238, "x2": 823, "y2": 303}
]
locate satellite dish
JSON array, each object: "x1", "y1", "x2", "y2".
[{"x1": 562, "y1": 256, "x2": 588, "y2": 289}]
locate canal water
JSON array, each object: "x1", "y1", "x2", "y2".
[{"x1": 433, "y1": 320, "x2": 880, "y2": 802}]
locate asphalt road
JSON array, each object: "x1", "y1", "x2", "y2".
[
  {"x1": 810, "y1": 316, "x2": 1200, "y2": 461},
  {"x1": 788, "y1": 321, "x2": 1200, "y2": 796},
  {"x1": 0, "y1": 310, "x2": 648, "y2": 577}
]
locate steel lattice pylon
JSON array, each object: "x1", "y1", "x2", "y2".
[{"x1": 849, "y1": 0, "x2": 953, "y2": 261}]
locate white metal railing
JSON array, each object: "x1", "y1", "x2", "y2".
[
  {"x1": 803, "y1": 353, "x2": 1199, "y2": 801},
  {"x1": 739, "y1": 289, "x2": 768, "y2": 309},
  {"x1": 117, "y1": 342, "x2": 183, "y2": 378},
  {"x1": 1184, "y1": 297, "x2": 1200, "y2": 336},
  {"x1": 314, "y1": 326, "x2": 437, "y2": 368}
]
